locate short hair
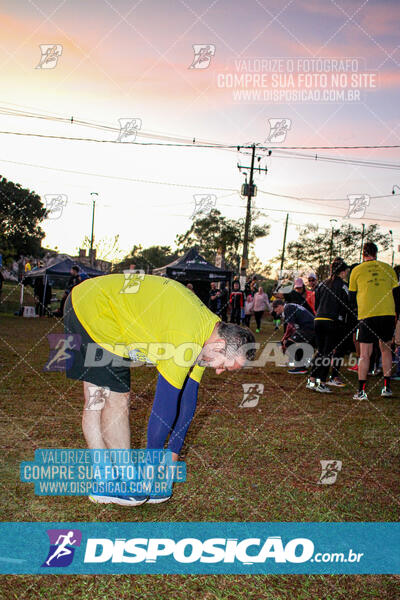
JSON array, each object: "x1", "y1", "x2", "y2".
[
  {"x1": 216, "y1": 321, "x2": 256, "y2": 362},
  {"x1": 272, "y1": 299, "x2": 284, "y2": 310},
  {"x1": 71, "y1": 265, "x2": 80, "y2": 273},
  {"x1": 363, "y1": 242, "x2": 377, "y2": 258},
  {"x1": 331, "y1": 257, "x2": 349, "y2": 276}
]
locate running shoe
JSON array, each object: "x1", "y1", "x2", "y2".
[
  {"x1": 146, "y1": 494, "x2": 172, "y2": 504},
  {"x1": 314, "y1": 383, "x2": 332, "y2": 393},
  {"x1": 288, "y1": 367, "x2": 308, "y2": 374},
  {"x1": 381, "y1": 386, "x2": 393, "y2": 397},
  {"x1": 306, "y1": 378, "x2": 316, "y2": 390},
  {"x1": 327, "y1": 378, "x2": 346, "y2": 387},
  {"x1": 89, "y1": 494, "x2": 148, "y2": 506},
  {"x1": 353, "y1": 390, "x2": 368, "y2": 400},
  {"x1": 347, "y1": 365, "x2": 358, "y2": 372}
]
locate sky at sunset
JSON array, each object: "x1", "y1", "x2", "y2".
[{"x1": 1, "y1": 0, "x2": 400, "y2": 270}]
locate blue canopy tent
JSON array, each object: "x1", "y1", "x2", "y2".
[
  {"x1": 152, "y1": 248, "x2": 231, "y2": 282},
  {"x1": 152, "y1": 248, "x2": 232, "y2": 305},
  {"x1": 22, "y1": 257, "x2": 105, "y2": 313}
]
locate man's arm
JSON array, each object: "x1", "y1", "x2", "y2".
[
  {"x1": 348, "y1": 268, "x2": 358, "y2": 316},
  {"x1": 314, "y1": 284, "x2": 320, "y2": 312},
  {"x1": 282, "y1": 303, "x2": 295, "y2": 325},
  {"x1": 348, "y1": 291, "x2": 357, "y2": 314},
  {"x1": 393, "y1": 286, "x2": 400, "y2": 318},
  {"x1": 147, "y1": 373, "x2": 199, "y2": 457}
]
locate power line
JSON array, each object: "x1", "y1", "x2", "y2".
[
  {"x1": 1, "y1": 105, "x2": 400, "y2": 173},
  {"x1": 218, "y1": 202, "x2": 400, "y2": 223},
  {"x1": 1, "y1": 154, "x2": 399, "y2": 216},
  {"x1": 0, "y1": 128, "x2": 399, "y2": 152},
  {"x1": 2, "y1": 103, "x2": 400, "y2": 152},
  {"x1": 0, "y1": 156, "x2": 237, "y2": 192},
  {"x1": 270, "y1": 150, "x2": 400, "y2": 171},
  {"x1": 0, "y1": 155, "x2": 398, "y2": 205}
]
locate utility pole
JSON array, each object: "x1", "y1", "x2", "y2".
[
  {"x1": 389, "y1": 229, "x2": 394, "y2": 267},
  {"x1": 90, "y1": 192, "x2": 98, "y2": 266},
  {"x1": 329, "y1": 218, "x2": 337, "y2": 265},
  {"x1": 237, "y1": 145, "x2": 268, "y2": 285},
  {"x1": 280, "y1": 213, "x2": 289, "y2": 271},
  {"x1": 359, "y1": 223, "x2": 365, "y2": 262}
]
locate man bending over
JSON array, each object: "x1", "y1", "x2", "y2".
[{"x1": 63, "y1": 274, "x2": 255, "y2": 506}]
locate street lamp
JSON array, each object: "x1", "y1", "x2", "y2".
[{"x1": 90, "y1": 192, "x2": 98, "y2": 266}]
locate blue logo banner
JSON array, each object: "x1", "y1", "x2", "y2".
[{"x1": 0, "y1": 522, "x2": 399, "y2": 574}]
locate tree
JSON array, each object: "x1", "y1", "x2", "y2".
[
  {"x1": 175, "y1": 209, "x2": 270, "y2": 270},
  {"x1": 280, "y1": 223, "x2": 391, "y2": 276},
  {"x1": 0, "y1": 176, "x2": 46, "y2": 260},
  {"x1": 248, "y1": 252, "x2": 272, "y2": 278},
  {"x1": 113, "y1": 245, "x2": 178, "y2": 273},
  {"x1": 78, "y1": 234, "x2": 124, "y2": 263}
]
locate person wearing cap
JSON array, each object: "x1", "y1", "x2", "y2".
[
  {"x1": 275, "y1": 277, "x2": 314, "y2": 314},
  {"x1": 306, "y1": 272, "x2": 318, "y2": 314},
  {"x1": 306, "y1": 259, "x2": 350, "y2": 393}
]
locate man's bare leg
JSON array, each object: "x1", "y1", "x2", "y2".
[
  {"x1": 82, "y1": 383, "x2": 130, "y2": 449},
  {"x1": 358, "y1": 342, "x2": 373, "y2": 381},
  {"x1": 101, "y1": 390, "x2": 131, "y2": 449},
  {"x1": 82, "y1": 382, "x2": 106, "y2": 449},
  {"x1": 379, "y1": 340, "x2": 393, "y2": 377}
]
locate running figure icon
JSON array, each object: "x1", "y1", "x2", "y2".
[
  {"x1": 44, "y1": 334, "x2": 81, "y2": 371},
  {"x1": 45, "y1": 531, "x2": 77, "y2": 566}
]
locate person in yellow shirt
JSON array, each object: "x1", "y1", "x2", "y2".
[
  {"x1": 349, "y1": 242, "x2": 400, "y2": 400},
  {"x1": 63, "y1": 273, "x2": 255, "y2": 506}
]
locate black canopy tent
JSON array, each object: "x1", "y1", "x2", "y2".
[
  {"x1": 152, "y1": 248, "x2": 232, "y2": 304},
  {"x1": 22, "y1": 257, "x2": 105, "y2": 309}
]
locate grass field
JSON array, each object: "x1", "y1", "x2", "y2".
[{"x1": 0, "y1": 283, "x2": 399, "y2": 598}]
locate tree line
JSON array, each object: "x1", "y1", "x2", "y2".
[{"x1": 0, "y1": 174, "x2": 394, "y2": 277}]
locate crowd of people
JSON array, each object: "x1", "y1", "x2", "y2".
[
  {"x1": 7, "y1": 244, "x2": 400, "y2": 401},
  {"x1": 203, "y1": 275, "x2": 271, "y2": 333},
  {"x1": 199, "y1": 241, "x2": 400, "y2": 400},
  {"x1": 272, "y1": 242, "x2": 400, "y2": 399}
]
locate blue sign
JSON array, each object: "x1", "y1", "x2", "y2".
[
  {"x1": 0, "y1": 522, "x2": 399, "y2": 574},
  {"x1": 20, "y1": 449, "x2": 186, "y2": 497}
]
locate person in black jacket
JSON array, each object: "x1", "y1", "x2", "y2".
[
  {"x1": 208, "y1": 282, "x2": 220, "y2": 314},
  {"x1": 306, "y1": 258, "x2": 350, "y2": 393},
  {"x1": 275, "y1": 277, "x2": 314, "y2": 314},
  {"x1": 217, "y1": 283, "x2": 229, "y2": 322},
  {"x1": 54, "y1": 266, "x2": 82, "y2": 317},
  {"x1": 229, "y1": 280, "x2": 244, "y2": 325},
  {"x1": 34, "y1": 277, "x2": 52, "y2": 316}
]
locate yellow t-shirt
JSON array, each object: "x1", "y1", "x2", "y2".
[
  {"x1": 349, "y1": 260, "x2": 398, "y2": 319},
  {"x1": 71, "y1": 274, "x2": 220, "y2": 389}
]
